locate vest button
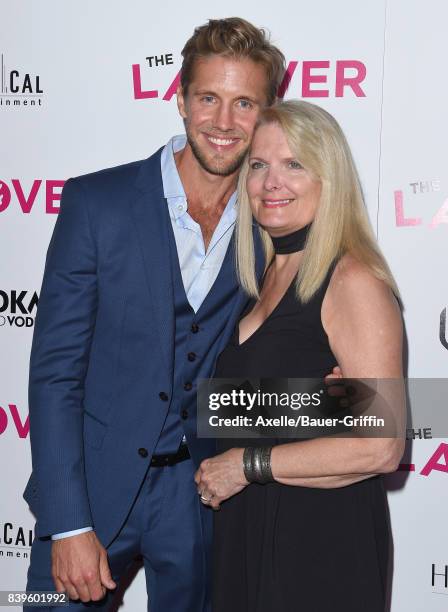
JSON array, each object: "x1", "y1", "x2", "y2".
[
  {"x1": 184, "y1": 382, "x2": 193, "y2": 391},
  {"x1": 138, "y1": 448, "x2": 148, "y2": 458},
  {"x1": 159, "y1": 391, "x2": 169, "y2": 401},
  {"x1": 191, "y1": 323, "x2": 199, "y2": 333},
  {"x1": 181, "y1": 409, "x2": 189, "y2": 420},
  {"x1": 187, "y1": 352, "x2": 196, "y2": 362}
]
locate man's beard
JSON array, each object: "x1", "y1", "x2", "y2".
[{"x1": 186, "y1": 128, "x2": 249, "y2": 177}]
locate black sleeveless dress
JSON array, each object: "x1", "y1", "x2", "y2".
[{"x1": 212, "y1": 234, "x2": 390, "y2": 612}]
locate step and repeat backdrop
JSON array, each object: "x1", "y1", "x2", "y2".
[{"x1": 1, "y1": 1, "x2": 447, "y2": 610}]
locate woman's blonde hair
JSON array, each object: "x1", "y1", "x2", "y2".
[{"x1": 235, "y1": 100, "x2": 399, "y2": 302}]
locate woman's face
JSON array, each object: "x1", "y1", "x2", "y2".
[{"x1": 246, "y1": 122, "x2": 321, "y2": 237}]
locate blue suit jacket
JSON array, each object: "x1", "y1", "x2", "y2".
[{"x1": 24, "y1": 148, "x2": 264, "y2": 546}]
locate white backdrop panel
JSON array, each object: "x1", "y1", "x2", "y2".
[{"x1": 1, "y1": 1, "x2": 446, "y2": 610}]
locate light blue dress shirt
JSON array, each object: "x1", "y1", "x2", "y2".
[
  {"x1": 52, "y1": 135, "x2": 237, "y2": 539},
  {"x1": 161, "y1": 134, "x2": 237, "y2": 312}
]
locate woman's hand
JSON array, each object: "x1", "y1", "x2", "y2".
[{"x1": 194, "y1": 448, "x2": 249, "y2": 510}]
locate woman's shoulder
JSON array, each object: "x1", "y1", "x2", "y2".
[
  {"x1": 324, "y1": 253, "x2": 401, "y2": 330},
  {"x1": 330, "y1": 254, "x2": 392, "y2": 303},
  {"x1": 323, "y1": 256, "x2": 403, "y2": 377}
]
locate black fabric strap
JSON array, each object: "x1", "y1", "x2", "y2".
[{"x1": 271, "y1": 223, "x2": 311, "y2": 254}]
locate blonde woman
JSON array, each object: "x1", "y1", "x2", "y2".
[{"x1": 195, "y1": 101, "x2": 405, "y2": 611}]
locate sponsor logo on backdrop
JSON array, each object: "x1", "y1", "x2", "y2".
[
  {"x1": 0, "y1": 521, "x2": 33, "y2": 560},
  {"x1": 432, "y1": 563, "x2": 448, "y2": 595},
  {"x1": 0, "y1": 53, "x2": 43, "y2": 108},
  {"x1": 0, "y1": 290, "x2": 38, "y2": 328},
  {"x1": 440, "y1": 308, "x2": 448, "y2": 350},
  {"x1": 132, "y1": 55, "x2": 367, "y2": 101},
  {"x1": 399, "y1": 442, "x2": 448, "y2": 476},
  {"x1": 394, "y1": 179, "x2": 448, "y2": 228},
  {"x1": 0, "y1": 179, "x2": 64, "y2": 214},
  {"x1": 0, "y1": 404, "x2": 29, "y2": 439}
]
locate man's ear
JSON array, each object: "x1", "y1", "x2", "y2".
[{"x1": 176, "y1": 85, "x2": 187, "y2": 119}]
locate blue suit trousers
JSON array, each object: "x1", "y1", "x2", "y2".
[{"x1": 25, "y1": 459, "x2": 211, "y2": 612}]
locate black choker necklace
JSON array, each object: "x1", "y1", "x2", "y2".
[{"x1": 271, "y1": 224, "x2": 312, "y2": 255}]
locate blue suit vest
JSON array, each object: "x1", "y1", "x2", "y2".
[{"x1": 154, "y1": 219, "x2": 242, "y2": 454}]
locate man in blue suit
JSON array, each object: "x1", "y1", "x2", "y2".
[{"x1": 23, "y1": 17, "x2": 286, "y2": 612}]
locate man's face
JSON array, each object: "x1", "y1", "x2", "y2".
[{"x1": 177, "y1": 55, "x2": 269, "y2": 176}]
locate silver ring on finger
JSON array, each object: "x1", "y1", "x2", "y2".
[{"x1": 200, "y1": 494, "x2": 213, "y2": 503}]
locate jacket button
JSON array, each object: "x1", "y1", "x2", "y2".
[
  {"x1": 187, "y1": 352, "x2": 196, "y2": 362},
  {"x1": 191, "y1": 323, "x2": 199, "y2": 333},
  {"x1": 181, "y1": 409, "x2": 189, "y2": 420},
  {"x1": 159, "y1": 391, "x2": 169, "y2": 401},
  {"x1": 184, "y1": 382, "x2": 193, "y2": 391},
  {"x1": 138, "y1": 448, "x2": 148, "y2": 458}
]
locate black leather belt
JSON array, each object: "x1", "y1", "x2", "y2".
[{"x1": 150, "y1": 443, "x2": 190, "y2": 467}]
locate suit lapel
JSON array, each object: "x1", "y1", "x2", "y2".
[
  {"x1": 130, "y1": 149, "x2": 174, "y2": 374},
  {"x1": 129, "y1": 147, "x2": 266, "y2": 374}
]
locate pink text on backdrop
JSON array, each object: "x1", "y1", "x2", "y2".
[
  {"x1": 0, "y1": 180, "x2": 65, "y2": 214},
  {"x1": 133, "y1": 60, "x2": 367, "y2": 101},
  {"x1": 278, "y1": 60, "x2": 366, "y2": 98},
  {"x1": 394, "y1": 191, "x2": 448, "y2": 228},
  {"x1": 399, "y1": 442, "x2": 448, "y2": 476},
  {"x1": 0, "y1": 404, "x2": 29, "y2": 438}
]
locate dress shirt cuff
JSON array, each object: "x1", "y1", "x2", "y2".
[{"x1": 51, "y1": 526, "x2": 93, "y2": 540}]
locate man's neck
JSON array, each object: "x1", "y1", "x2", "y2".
[
  {"x1": 174, "y1": 144, "x2": 237, "y2": 211},
  {"x1": 174, "y1": 143, "x2": 238, "y2": 251}
]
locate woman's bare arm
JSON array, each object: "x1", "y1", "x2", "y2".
[
  {"x1": 195, "y1": 256, "x2": 406, "y2": 505},
  {"x1": 270, "y1": 255, "x2": 405, "y2": 485}
]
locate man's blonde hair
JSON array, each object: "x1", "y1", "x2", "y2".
[{"x1": 181, "y1": 17, "x2": 285, "y2": 105}]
